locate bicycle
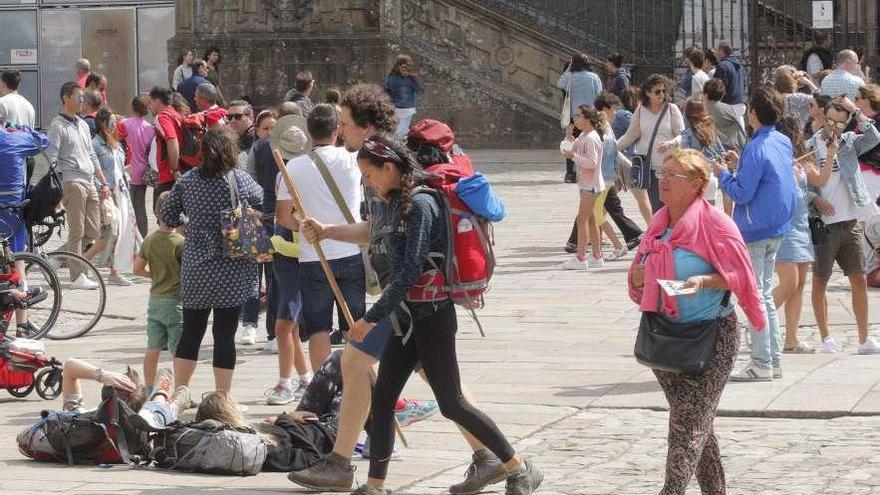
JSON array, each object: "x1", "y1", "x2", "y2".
[
  {"x1": 0, "y1": 200, "x2": 62, "y2": 340},
  {"x1": 26, "y1": 208, "x2": 107, "y2": 340}
]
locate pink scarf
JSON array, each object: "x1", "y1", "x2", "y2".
[{"x1": 627, "y1": 198, "x2": 767, "y2": 329}]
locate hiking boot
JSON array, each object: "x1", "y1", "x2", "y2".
[
  {"x1": 351, "y1": 485, "x2": 389, "y2": 495},
  {"x1": 505, "y1": 457, "x2": 544, "y2": 495},
  {"x1": 150, "y1": 368, "x2": 174, "y2": 401},
  {"x1": 449, "y1": 449, "x2": 507, "y2": 495},
  {"x1": 287, "y1": 452, "x2": 355, "y2": 492}
]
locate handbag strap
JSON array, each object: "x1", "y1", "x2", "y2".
[
  {"x1": 644, "y1": 103, "x2": 670, "y2": 164},
  {"x1": 718, "y1": 290, "x2": 731, "y2": 318},
  {"x1": 224, "y1": 171, "x2": 241, "y2": 209},
  {"x1": 311, "y1": 150, "x2": 356, "y2": 225}
]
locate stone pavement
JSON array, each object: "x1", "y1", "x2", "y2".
[{"x1": 1, "y1": 150, "x2": 879, "y2": 494}]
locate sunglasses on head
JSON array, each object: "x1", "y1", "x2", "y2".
[{"x1": 361, "y1": 139, "x2": 402, "y2": 163}]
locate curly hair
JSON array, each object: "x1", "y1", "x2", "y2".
[
  {"x1": 341, "y1": 84, "x2": 397, "y2": 134},
  {"x1": 358, "y1": 133, "x2": 426, "y2": 220},
  {"x1": 199, "y1": 127, "x2": 239, "y2": 178},
  {"x1": 638, "y1": 74, "x2": 673, "y2": 107}
]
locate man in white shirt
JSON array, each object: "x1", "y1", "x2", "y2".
[
  {"x1": 686, "y1": 47, "x2": 710, "y2": 100},
  {"x1": 820, "y1": 50, "x2": 865, "y2": 100},
  {"x1": 0, "y1": 70, "x2": 36, "y2": 129},
  {"x1": 276, "y1": 104, "x2": 365, "y2": 373}
]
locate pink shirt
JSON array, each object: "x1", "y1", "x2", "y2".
[
  {"x1": 119, "y1": 116, "x2": 155, "y2": 185},
  {"x1": 571, "y1": 129, "x2": 604, "y2": 192}
]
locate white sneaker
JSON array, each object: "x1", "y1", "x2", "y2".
[
  {"x1": 70, "y1": 274, "x2": 99, "y2": 290},
  {"x1": 240, "y1": 324, "x2": 257, "y2": 345},
  {"x1": 820, "y1": 337, "x2": 839, "y2": 354},
  {"x1": 607, "y1": 246, "x2": 628, "y2": 261},
  {"x1": 561, "y1": 257, "x2": 589, "y2": 270},
  {"x1": 265, "y1": 383, "x2": 298, "y2": 405},
  {"x1": 729, "y1": 363, "x2": 773, "y2": 382},
  {"x1": 265, "y1": 338, "x2": 278, "y2": 354},
  {"x1": 106, "y1": 274, "x2": 132, "y2": 286},
  {"x1": 858, "y1": 338, "x2": 880, "y2": 355},
  {"x1": 588, "y1": 254, "x2": 605, "y2": 269}
]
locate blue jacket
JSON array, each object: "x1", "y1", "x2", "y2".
[
  {"x1": 177, "y1": 74, "x2": 210, "y2": 111},
  {"x1": 607, "y1": 68, "x2": 631, "y2": 98},
  {"x1": 718, "y1": 125, "x2": 797, "y2": 243},
  {"x1": 715, "y1": 55, "x2": 748, "y2": 105},
  {"x1": 384, "y1": 75, "x2": 424, "y2": 109},
  {"x1": 0, "y1": 127, "x2": 47, "y2": 204},
  {"x1": 557, "y1": 70, "x2": 603, "y2": 118}
]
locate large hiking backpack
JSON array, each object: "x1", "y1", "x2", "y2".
[
  {"x1": 404, "y1": 120, "x2": 506, "y2": 317},
  {"x1": 17, "y1": 387, "x2": 149, "y2": 465},
  {"x1": 144, "y1": 419, "x2": 266, "y2": 476},
  {"x1": 178, "y1": 112, "x2": 207, "y2": 169}
]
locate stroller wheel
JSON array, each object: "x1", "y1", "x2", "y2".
[
  {"x1": 35, "y1": 367, "x2": 62, "y2": 400},
  {"x1": 8, "y1": 382, "x2": 35, "y2": 398}
]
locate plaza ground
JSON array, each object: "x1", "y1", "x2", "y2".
[{"x1": 2, "y1": 150, "x2": 880, "y2": 494}]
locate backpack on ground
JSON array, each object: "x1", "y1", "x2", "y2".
[
  {"x1": 140, "y1": 419, "x2": 266, "y2": 476},
  {"x1": 178, "y1": 112, "x2": 207, "y2": 169},
  {"x1": 405, "y1": 120, "x2": 506, "y2": 330},
  {"x1": 17, "y1": 387, "x2": 149, "y2": 465}
]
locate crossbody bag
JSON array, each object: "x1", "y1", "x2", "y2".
[{"x1": 629, "y1": 104, "x2": 669, "y2": 189}]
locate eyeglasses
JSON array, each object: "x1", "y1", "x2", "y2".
[
  {"x1": 652, "y1": 89, "x2": 667, "y2": 95},
  {"x1": 227, "y1": 113, "x2": 249, "y2": 121},
  {"x1": 656, "y1": 171, "x2": 691, "y2": 180},
  {"x1": 73, "y1": 95, "x2": 84, "y2": 102},
  {"x1": 826, "y1": 119, "x2": 849, "y2": 130},
  {"x1": 361, "y1": 139, "x2": 402, "y2": 163}
]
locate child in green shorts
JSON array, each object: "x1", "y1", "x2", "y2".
[{"x1": 133, "y1": 192, "x2": 184, "y2": 394}]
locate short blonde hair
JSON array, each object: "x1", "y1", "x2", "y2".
[{"x1": 663, "y1": 149, "x2": 710, "y2": 197}]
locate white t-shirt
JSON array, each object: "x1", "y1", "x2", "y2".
[
  {"x1": 691, "y1": 70, "x2": 710, "y2": 97},
  {"x1": 814, "y1": 140, "x2": 880, "y2": 224},
  {"x1": 0, "y1": 93, "x2": 36, "y2": 128},
  {"x1": 276, "y1": 145, "x2": 362, "y2": 263}
]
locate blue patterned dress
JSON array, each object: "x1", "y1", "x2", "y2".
[{"x1": 161, "y1": 168, "x2": 263, "y2": 309}]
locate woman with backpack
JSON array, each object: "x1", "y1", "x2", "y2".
[{"x1": 302, "y1": 134, "x2": 543, "y2": 495}]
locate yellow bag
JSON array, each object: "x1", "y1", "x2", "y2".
[{"x1": 270, "y1": 231, "x2": 300, "y2": 259}]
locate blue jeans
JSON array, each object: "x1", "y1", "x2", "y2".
[
  {"x1": 241, "y1": 262, "x2": 277, "y2": 340},
  {"x1": 747, "y1": 236, "x2": 783, "y2": 368}
]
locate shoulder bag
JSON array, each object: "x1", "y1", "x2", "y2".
[
  {"x1": 634, "y1": 291, "x2": 730, "y2": 376},
  {"x1": 560, "y1": 75, "x2": 572, "y2": 129},
  {"x1": 221, "y1": 171, "x2": 274, "y2": 262},
  {"x1": 629, "y1": 104, "x2": 669, "y2": 190},
  {"x1": 311, "y1": 151, "x2": 382, "y2": 296}
]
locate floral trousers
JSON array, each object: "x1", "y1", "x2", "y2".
[{"x1": 653, "y1": 313, "x2": 740, "y2": 495}]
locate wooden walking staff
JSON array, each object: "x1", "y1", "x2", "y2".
[{"x1": 272, "y1": 149, "x2": 410, "y2": 448}]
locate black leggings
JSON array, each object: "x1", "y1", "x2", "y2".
[
  {"x1": 176, "y1": 306, "x2": 241, "y2": 369},
  {"x1": 130, "y1": 184, "x2": 148, "y2": 238},
  {"x1": 368, "y1": 304, "x2": 515, "y2": 480}
]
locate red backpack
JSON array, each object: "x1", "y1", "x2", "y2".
[
  {"x1": 405, "y1": 120, "x2": 495, "y2": 330},
  {"x1": 178, "y1": 112, "x2": 207, "y2": 169}
]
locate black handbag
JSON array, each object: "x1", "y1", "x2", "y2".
[
  {"x1": 634, "y1": 291, "x2": 731, "y2": 376},
  {"x1": 809, "y1": 216, "x2": 830, "y2": 246},
  {"x1": 629, "y1": 104, "x2": 669, "y2": 190}
]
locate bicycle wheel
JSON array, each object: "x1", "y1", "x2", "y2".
[
  {"x1": 45, "y1": 251, "x2": 106, "y2": 340},
  {"x1": 14, "y1": 252, "x2": 62, "y2": 340}
]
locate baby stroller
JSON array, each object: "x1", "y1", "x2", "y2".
[{"x1": 0, "y1": 271, "x2": 62, "y2": 400}]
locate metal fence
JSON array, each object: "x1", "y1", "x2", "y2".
[{"x1": 480, "y1": 0, "x2": 878, "y2": 88}]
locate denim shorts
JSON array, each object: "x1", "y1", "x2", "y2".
[
  {"x1": 348, "y1": 317, "x2": 393, "y2": 360},
  {"x1": 300, "y1": 254, "x2": 366, "y2": 337},
  {"x1": 273, "y1": 253, "x2": 303, "y2": 322}
]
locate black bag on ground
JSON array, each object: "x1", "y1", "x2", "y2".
[
  {"x1": 634, "y1": 292, "x2": 731, "y2": 376},
  {"x1": 145, "y1": 419, "x2": 266, "y2": 476}
]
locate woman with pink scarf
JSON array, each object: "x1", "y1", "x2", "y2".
[{"x1": 627, "y1": 149, "x2": 764, "y2": 495}]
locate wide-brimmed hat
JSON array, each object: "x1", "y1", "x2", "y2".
[{"x1": 270, "y1": 115, "x2": 311, "y2": 159}]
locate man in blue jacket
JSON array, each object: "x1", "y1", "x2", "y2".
[
  {"x1": 713, "y1": 87, "x2": 797, "y2": 382},
  {"x1": 176, "y1": 60, "x2": 210, "y2": 111},
  {"x1": 714, "y1": 41, "x2": 749, "y2": 127}
]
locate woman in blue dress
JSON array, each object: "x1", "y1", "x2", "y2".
[{"x1": 773, "y1": 117, "x2": 816, "y2": 353}]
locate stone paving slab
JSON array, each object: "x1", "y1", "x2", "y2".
[{"x1": 1, "y1": 150, "x2": 878, "y2": 494}]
